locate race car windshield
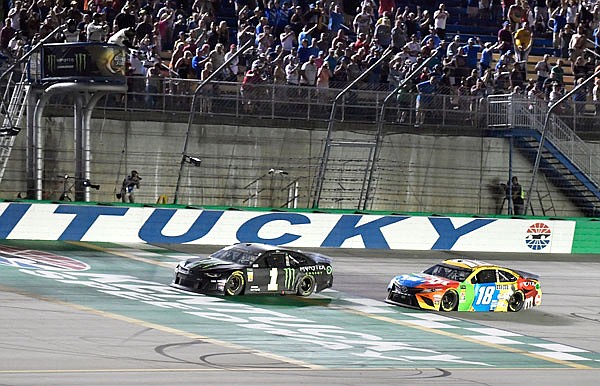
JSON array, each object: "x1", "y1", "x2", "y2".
[
  {"x1": 211, "y1": 247, "x2": 260, "y2": 265},
  {"x1": 423, "y1": 264, "x2": 472, "y2": 282}
]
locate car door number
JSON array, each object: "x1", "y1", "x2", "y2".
[
  {"x1": 475, "y1": 285, "x2": 495, "y2": 305},
  {"x1": 268, "y1": 268, "x2": 278, "y2": 291},
  {"x1": 267, "y1": 267, "x2": 297, "y2": 291}
]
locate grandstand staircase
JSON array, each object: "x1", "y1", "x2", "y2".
[
  {"x1": 489, "y1": 95, "x2": 600, "y2": 217},
  {"x1": 0, "y1": 69, "x2": 29, "y2": 184}
]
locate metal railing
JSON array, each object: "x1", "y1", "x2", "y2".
[
  {"x1": 490, "y1": 93, "x2": 600, "y2": 185},
  {"x1": 40, "y1": 76, "x2": 498, "y2": 130},
  {"x1": 243, "y1": 169, "x2": 301, "y2": 208}
]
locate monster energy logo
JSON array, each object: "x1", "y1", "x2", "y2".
[
  {"x1": 74, "y1": 53, "x2": 87, "y2": 72},
  {"x1": 46, "y1": 54, "x2": 57, "y2": 73},
  {"x1": 283, "y1": 268, "x2": 296, "y2": 289},
  {"x1": 189, "y1": 257, "x2": 223, "y2": 269}
]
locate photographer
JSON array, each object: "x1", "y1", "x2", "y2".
[{"x1": 119, "y1": 170, "x2": 141, "y2": 203}]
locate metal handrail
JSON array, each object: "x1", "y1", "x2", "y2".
[
  {"x1": 525, "y1": 68, "x2": 600, "y2": 214},
  {"x1": 0, "y1": 24, "x2": 66, "y2": 83},
  {"x1": 362, "y1": 50, "x2": 440, "y2": 210},
  {"x1": 0, "y1": 24, "x2": 66, "y2": 136},
  {"x1": 311, "y1": 47, "x2": 394, "y2": 209},
  {"x1": 516, "y1": 94, "x2": 600, "y2": 182}
]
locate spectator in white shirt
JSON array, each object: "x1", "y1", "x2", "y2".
[
  {"x1": 433, "y1": 3, "x2": 449, "y2": 40},
  {"x1": 87, "y1": 13, "x2": 108, "y2": 42}
]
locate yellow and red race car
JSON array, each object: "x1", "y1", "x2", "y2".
[{"x1": 386, "y1": 259, "x2": 541, "y2": 312}]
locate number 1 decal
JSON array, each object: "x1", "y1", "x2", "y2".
[
  {"x1": 268, "y1": 267, "x2": 278, "y2": 291},
  {"x1": 475, "y1": 285, "x2": 495, "y2": 305}
]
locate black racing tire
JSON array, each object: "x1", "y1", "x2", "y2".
[
  {"x1": 440, "y1": 290, "x2": 458, "y2": 311},
  {"x1": 296, "y1": 275, "x2": 316, "y2": 297},
  {"x1": 508, "y1": 291, "x2": 525, "y2": 312},
  {"x1": 224, "y1": 271, "x2": 245, "y2": 296}
]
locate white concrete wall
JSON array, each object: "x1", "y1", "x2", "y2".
[{"x1": 0, "y1": 117, "x2": 582, "y2": 216}]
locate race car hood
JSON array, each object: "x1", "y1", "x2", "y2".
[
  {"x1": 391, "y1": 273, "x2": 458, "y2": 288},
  {"x1": 180, "y1": 257, "x2": 244, "y2": 271},
  {"x1": 303, "y1": 251, "x2": 332, "y2": 264}
]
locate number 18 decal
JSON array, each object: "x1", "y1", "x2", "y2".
[{"x1": 475, "y1": 285, "x2": 496, "y2": 305}]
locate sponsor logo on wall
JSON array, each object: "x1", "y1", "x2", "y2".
[{"x1": 525, "y1": 223, "x2": 551, "y2": 250}]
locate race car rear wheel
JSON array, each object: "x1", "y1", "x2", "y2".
[
  {"x1": 440, "y1": 290, "x2": 458, "y2": 311},
  {"x1": 508, "y1": 291, "x2": 525, "y2": 312},
  {"x1": 296, "y1": 275, "x2": 316, "y2": 297},
  {"x1": 224, "y1": 271, "x2": 245, "y2": 296}
]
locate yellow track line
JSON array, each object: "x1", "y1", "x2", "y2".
[{"x1": 0, "y1": 284, "x2": 324, "y2": 370}]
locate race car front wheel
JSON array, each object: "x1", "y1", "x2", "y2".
[
  {"x1": 440, "y1": 290, "x2": 458, "y2": 311},
  {"x1": 224, "y1": 271, "x2": 245, "y2": 296},
  {"x1": 508, "y1": 291, "x2": 525, "y2": 312},
  {"x1": 296, "y1": 275, "x2": 316, "y2": 296}
]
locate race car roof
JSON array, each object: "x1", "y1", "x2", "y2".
[
  {"x1": 232, "y1": 243, "x2": 332, "y2": 263},
  {"x1": 443, "y1": 258, "x2": 495, "y2": 269},
  {"x1": 232, "y1": 243, "x2": 281, "y2": 253}
]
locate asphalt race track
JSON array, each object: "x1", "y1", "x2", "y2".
[{"x1": 0, "y1": 241, "x2": 599, "y2": 385}]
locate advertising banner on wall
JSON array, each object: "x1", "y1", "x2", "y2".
[
  {"x1": 41, "y1": 43, "x2": 126, "y2": 82},
  {"x1": 0, "y1": 203, "x2": 579, "y2": 253}
]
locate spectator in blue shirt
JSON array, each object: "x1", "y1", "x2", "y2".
[
  {"x1": 297, "y1": 38, "x2": 311, "y2": 63},
  {"x1": 415, "y1": 75, "x2": 439, "y2": 126},
  {"x1": 308, "y1": 37, "x2": 320, "y2": 58},
  {"x1": 191, "y1": 44, "x2": 211, "y2": 79},
  {"x1": 550, "y1": 6, "x2": 567, "y2": 57},
  {"x1": 461, "y1": 37, "x2": 481, "y2": 70},
  {"x1": 265, "y1": 1, "x2": 290, "y2": 37},
  {"x1": 480, "y1": 42, "x2": 498, "y2": 76},
  {"x1": 421, "y1": 28, "x2": 441, "y2": 48},
  {"x1": 324, "y1": 48, "x2": 338, "y2": 71},
  {"x1": 328, "y1": 4, "x2": 346, "y2": 33},
  {"x1": 298, "y1": 23, "x2": 318, "y2": 46}
]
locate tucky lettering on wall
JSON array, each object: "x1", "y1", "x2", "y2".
[
  {"x1": 14, "y1": 263, "x2": 491, "y2": 367},
  {"x1": 0, "y1": 203, "x2": 576, "y2": 252}
]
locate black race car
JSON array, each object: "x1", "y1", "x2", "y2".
[{"x1": 170, "y1": 243, "x2": 333, "y2": 296}]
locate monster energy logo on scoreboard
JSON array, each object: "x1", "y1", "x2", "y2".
[
  {"x1": 42, "y1": 43, "x2": 126, "y2": 81},
  {"x1": 283, "y1": 268, "x2": 296, "y2": 289},
  {"x1": 74, "y1": 53, "x2": 87, "y2": 72}
]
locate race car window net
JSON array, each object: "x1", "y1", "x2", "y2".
[
  {"x1": 498, "y1": 269, "x2": 517, "y2": 283},
  {"x1": 423, "y1": 264, "x2": 471, "y2": 282}
]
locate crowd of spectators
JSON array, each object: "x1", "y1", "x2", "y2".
[{"x1": 1, "y1": 0, "x2": 600, "y2": 114}]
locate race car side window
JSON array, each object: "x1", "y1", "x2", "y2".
[
  {"x1": 498, "y1": 269, "x2": 517, "y2": 283},
  {"x1": 288, "y1": 252, "x2": 307, "y2": 266},
  {"x1": 265, "y1": 253, "x2": 287, "y2": 269},
  {"x1": 473, "y1": 269, "x2": 497, "y2": 284},
  {"x1": 286, "y1": 254, "x2": 301, "y2": 267}
]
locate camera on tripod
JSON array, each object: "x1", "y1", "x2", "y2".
[{"x1": 82, "y1": 179, "x2": 100, "y2": 190}]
